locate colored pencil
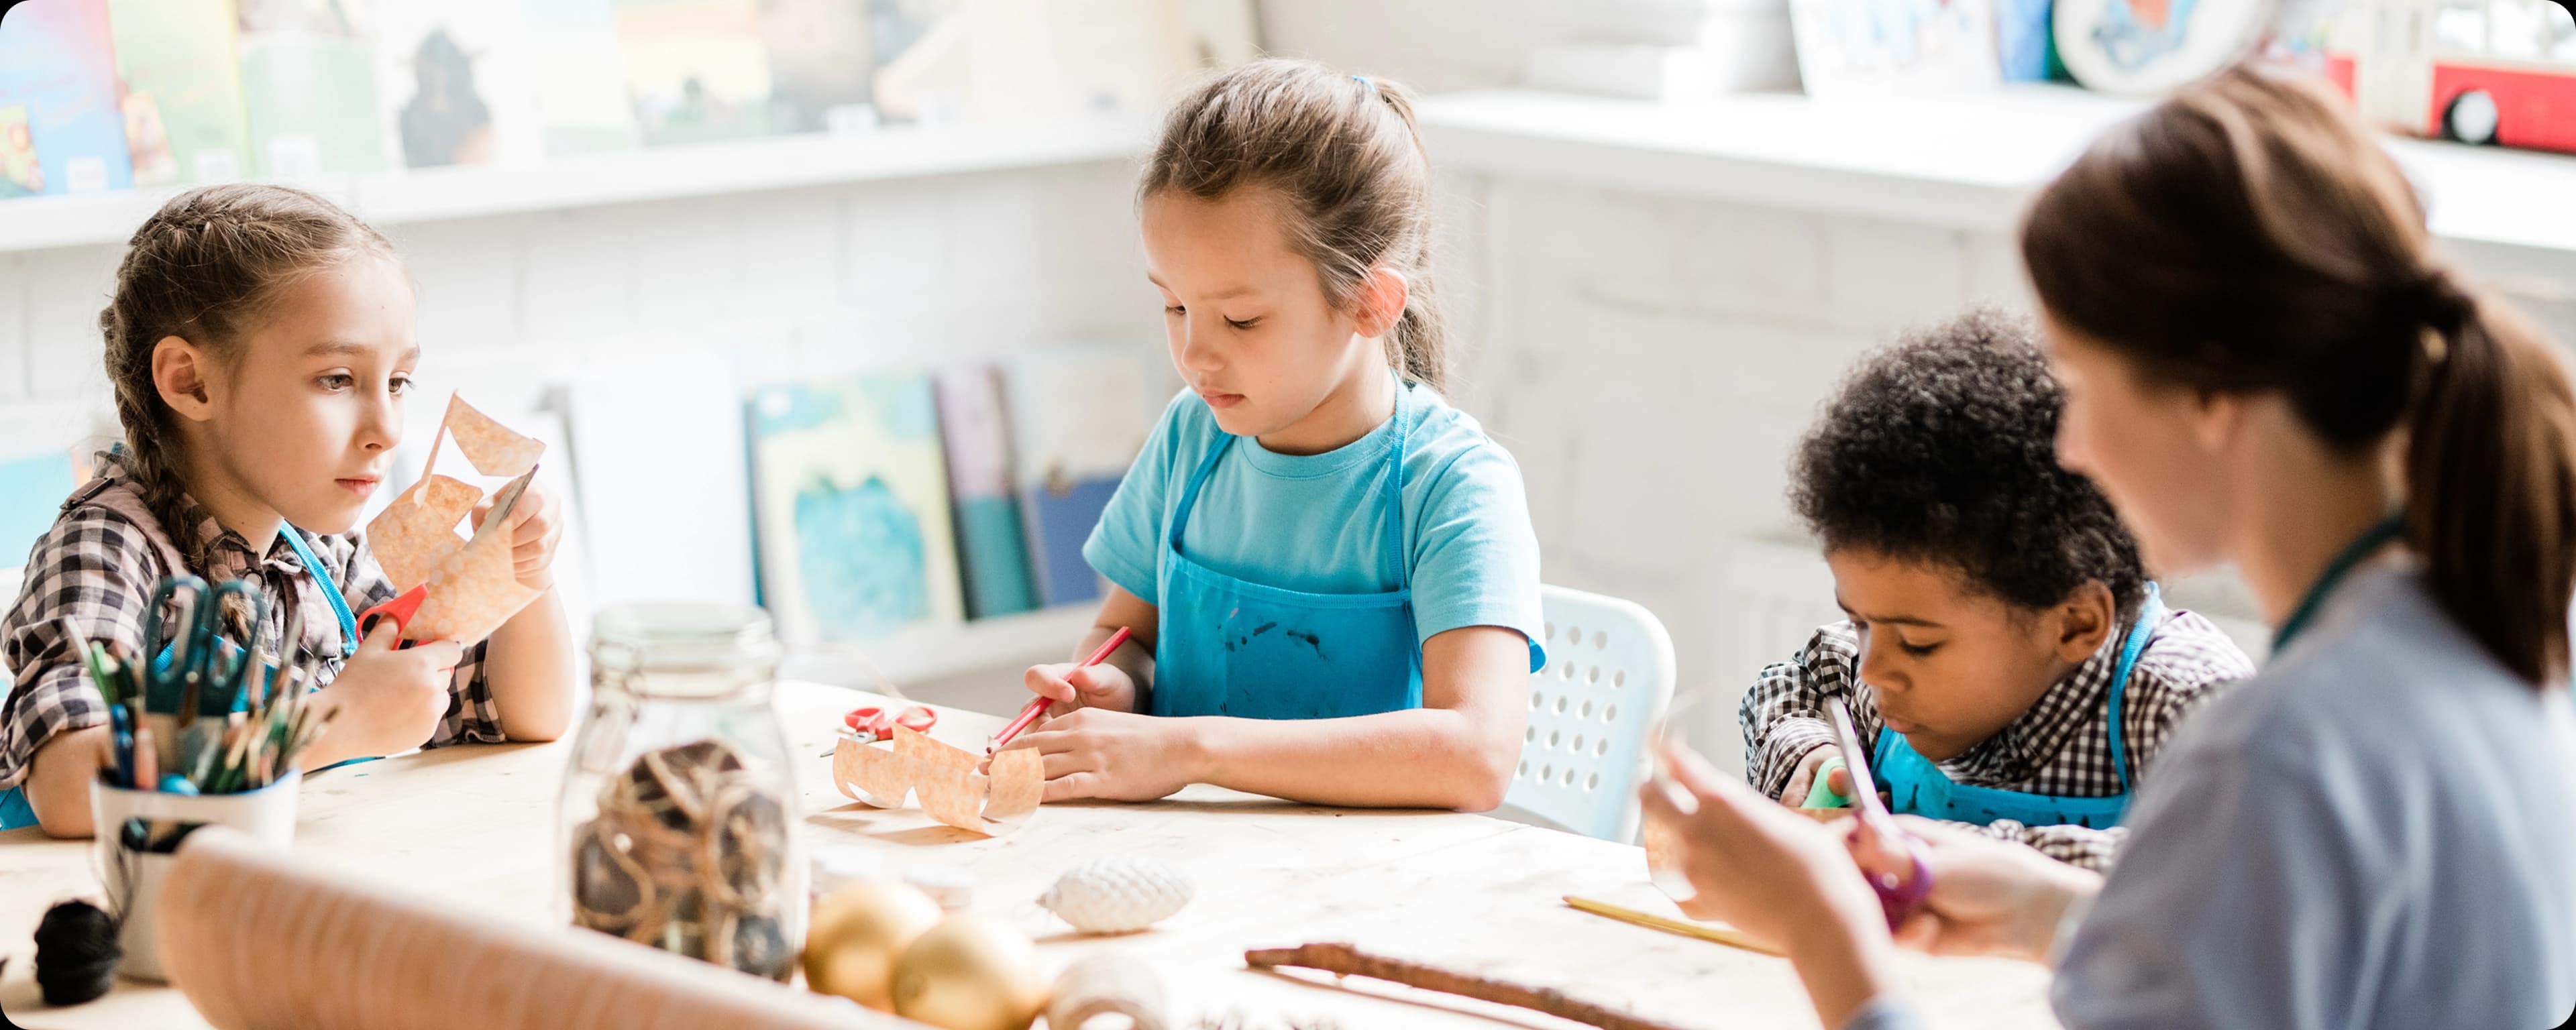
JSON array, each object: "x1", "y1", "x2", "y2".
[
  {"x1": 1562, "y1": 895, "x2": 1779, "y2": 957},
  {"x1": 991, "y1": 626, "x2": 1132, "y2": 752}
]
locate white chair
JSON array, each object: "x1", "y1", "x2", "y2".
[{"x1": 1499, "y1": 585, "x2": 1676, "y2": 842}]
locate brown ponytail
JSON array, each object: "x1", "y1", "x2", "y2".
[
  {"x1": 2023, "y1": 65, "x2": 2576, "y2": 685},
  {"x1": 101, "y1": 183, "x2": 397, "y2": 575},
  {"x1": 1139, "y1": 58, "x2": 1448, "y2": 391}
]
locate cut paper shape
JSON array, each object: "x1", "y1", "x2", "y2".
[
  {"x1": 366, "y1": 475, "x2": 481, "y2": 588},
  {"x1": 445, "y1": 394, "x2": 546, "y2": 477},
  {"x1": 832, "y1": 727, "x2": 1040, "y2": 836},
  {"x1": 364, "y1": 394, "x2": 545, "y2": 644}
]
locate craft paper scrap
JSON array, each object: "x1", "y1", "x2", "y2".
[
  {"x1": 364, "y1": 394, "x2": 545, "y2": 644},
  {"x1": 833, "y1": 727, "x2": 1040, "y2": 836}
]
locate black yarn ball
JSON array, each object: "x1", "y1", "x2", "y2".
[{"x1": 32, "y1": 899, "x2": 119, "y2": 1006}]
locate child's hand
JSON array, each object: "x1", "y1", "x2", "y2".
[
  {"x1": 1780, "y1": 742, "x2": 1839, "y2": 805},
  {"x1": 1022, "y1": 659, "x2": 1140, "y2": 715},
  {"x1": 470, "y1": 481, "x2": 562, "y2": 592},
  {"x1": 314, "y1": 618, "x2": 460, "y2": 760},
  {"x1": 1004, "y1": 708, "x2": 1199, "y2": 801}
]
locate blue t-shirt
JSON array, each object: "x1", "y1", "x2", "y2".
[{"x1": 1083, "y1": 382, "x2": 1545, "y2": 670}]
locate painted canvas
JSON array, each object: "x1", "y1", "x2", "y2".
[
  {"x1": 235, "y1": 0, "x2": 386, "y2": 179},
  {"x1": 933, "y1": 365, "x2": 1036, "y2": 620},
  {"x1": 748, "y1": 372, "x2": 965, "y2": 644},
  {"x1": 0, "y1": 107, "x2": 40, "y2": 199},
  {"x1": 1002, "y1": 347, "x2": 1157, "y2": 609},
  {"x1": 372, "y1": 0, "x2": 541, "y2": 168},
  {"x1": 1786, "y1": 0, "x2": 2004, "y2": 97},
  {"x1": 0, "y1": 0, "x2": 136, "y2": 195},
  {"x1": 526, "y1": 0, "x2": 641, "y2": 156},
  {"x1": 2054, "y1": 0, "x2": 2271, "y2": 95},
  {"x1": 106, "y1": 0, "x2": 252, "y2": 186},
  {"x1": 614, "y1": 0, "x2": 775, "y2": 145}
]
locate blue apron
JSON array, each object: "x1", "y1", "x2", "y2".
[
  {"x1": 0, "y1": 528, "x2": 357, "y2": 831},
  {"x1": 1874, "y1": 584, "x2": 2165, "y2": 830},
  {"x1": 1150, "y1": 388, "x2": 1422, "y2": 719}
]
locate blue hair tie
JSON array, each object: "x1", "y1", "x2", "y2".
[{"x1": 1352, "y1": 74, "x2": 1371, "y2": 87}]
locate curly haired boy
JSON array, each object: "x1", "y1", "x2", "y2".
[{"x1": 1739, "y1": 308, "x2": 2254, "y2": 870}]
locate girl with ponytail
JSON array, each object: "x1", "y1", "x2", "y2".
[
  {"x1": 1638, "y1": 66, "x2": 2576, "y2": 1030},
  {"x1": 0, "y1": 184, "x2": 576, "y2": 836},
  {"x1": 1003, "y1": 59, "x2": 1545, "y2": 811}
]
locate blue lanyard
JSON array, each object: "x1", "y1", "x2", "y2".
[
  {"x1": 276, "y1": 525, "x2": 360, "y2": 657},
  {"x1": 2271, "y1": 513, "x2": 2407, "y2": 654}
]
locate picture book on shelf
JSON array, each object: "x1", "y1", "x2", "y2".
[
  {"x1": 372, "y1": 0, "x2": 541, "y2": 168},
  {"x1": 105, "y1": 0, "x2": 253, "y2": 186},
  {"x1": 934, "y1": 365, "x2": 1038, "y2": 620},
  {"x1": 235, "y1": 0, "x2": 386, "y2": 179},
  {"x1": 747, "y1": 371, "x2": 967, "y2": 644},
  {"x1": 1003, "y1": 347, "x2": 1159, "y2": 609},
  {"x1": 525, "y1": 0, "x2": 641, "y2": 156},
  {"x1": 0, "y1": 0, "x2": 136, "y2": 195},
  {"x1": 614, "y1": 0, "x2": 775, "y2": 145}
]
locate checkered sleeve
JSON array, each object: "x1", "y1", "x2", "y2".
[
  {"x1": 329, "y1": 528, "x2": 504, "y2": 748},
  {"x1": 1740, "y1": 624, "x2": 1868, "y2": 799},
  {"x1": 0, "y1": 506, "x2": 165, "y2": 790},
  {"x1": 2119, "y1": 610, "x2": 2257, "y2": 783},
  {"x1": 1976, "y1": 819, "x2": 2125, "y2": 872}
]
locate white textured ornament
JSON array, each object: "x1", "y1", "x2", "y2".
[{"x1": 1037, "y1": 856, "x2": 1194, "y2": 934}]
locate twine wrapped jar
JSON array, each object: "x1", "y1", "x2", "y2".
[{"x1": 560, "y1": 604, "x2": 805, "y2": 980}]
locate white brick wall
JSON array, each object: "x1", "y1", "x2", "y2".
[
  {"x1": 0, "y1": 161, "x2": 1161, "y2": 426},
  {"x1": 1440, "y1": 165, "x2": 2576, "y2": 769}
]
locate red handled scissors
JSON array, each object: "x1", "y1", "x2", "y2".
[
  {"x1": 353, "y1": 467, "x2": 537, "y2": 648},
  {"x1": 1829, "y1": 699, "x2": 1935, "y2": 930},
  {"x1": 843, "y1": 704, "x2": 936, "y2": 743}
]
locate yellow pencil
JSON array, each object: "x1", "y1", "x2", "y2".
[{"x1": 1562, "y1": 895, "x2": 1781, "y2": 957}]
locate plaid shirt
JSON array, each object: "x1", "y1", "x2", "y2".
[
  {"x1": 1740, "y1": 605, "x2": 2255, "y2": 870},
  {"x1": 0, "y1": 451, "x2": 499, "y2": 791}
]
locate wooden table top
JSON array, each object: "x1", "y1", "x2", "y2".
[{"x1": 0, "y1": 681, "x2": 2057, "y2": 1030}]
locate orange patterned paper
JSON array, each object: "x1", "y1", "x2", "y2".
[{"x1": 362, "y1": 394, "x2": 545, "y2": 644}]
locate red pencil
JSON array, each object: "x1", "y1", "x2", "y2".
[{"x1": 991, "y1": 626, "x2": 1132, "y2": 752}]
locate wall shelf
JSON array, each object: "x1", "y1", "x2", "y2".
[
  {"x1": 0, "y1": 113, "x2": 1153, "y2": 255},
  {"x1": 781, "y1": 603, "x2": 1098, "y2": 696},
  {"x1": 1417, "y1": 84, "x2": 2576, "y2": 260}
]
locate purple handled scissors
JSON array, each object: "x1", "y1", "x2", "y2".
[{"x1": 1828, "y1": 699, "x2": 1935, "y2": 930}]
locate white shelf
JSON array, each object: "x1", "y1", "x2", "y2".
[
  {"x1": 1415, "y1": 85, "x2": 2576, "y2": 258},
  {"x1": 780, "y1": 603, "x2": 1097, "y2": 693},
  {"x1": 0, "y1": 113, "x2": 1153, "y2": 255}
]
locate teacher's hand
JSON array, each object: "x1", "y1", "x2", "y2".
[
  {"x1": 1639, "y1": 740, "x2": 1899, "y2": 1029},
  {"x1": 1868, "y1": 816, "x2": 2103, "y2": 963},
  {"x1": 1639, "y1": 740, "x2": 1886, "y2": 947}
]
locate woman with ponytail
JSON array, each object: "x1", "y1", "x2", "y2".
[{"x1": 1639, "y1": 66, "x2": 2576, "y2": 1030}]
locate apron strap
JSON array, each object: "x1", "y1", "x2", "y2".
[
  {"x1": 278, "y1": 526, "x2": 360, "y2": 657},
  {"x1": 1380, "y1": 381, "x2": 1414, "y2": 590},
  {"x1": 2102, "y1": 582, "x2": 2164, "y2": 794},
  {"x1": 1169, "y1": 374, "x2": 1417, "y2": 587},
  {"x1": 1167, "y1": 432, "x2": 1235, "y2": 555}
]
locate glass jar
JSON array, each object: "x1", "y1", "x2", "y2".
[{"x1": 559, "y1": 604, "x2": 804, "y2": 980}]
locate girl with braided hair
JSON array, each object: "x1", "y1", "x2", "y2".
[{"x1": 0, "y1": 184, "x2": 576, "y2": 836}]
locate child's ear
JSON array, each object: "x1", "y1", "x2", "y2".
[
  {"x1": 152, "y1": 335, "x2": 218, "y2": 423},
  {"x1": 1351, "y1": 268, "x2": 1409, "y2": 340},
  {"x1": 2052, "y1": 581, "x2": 2118, "y2": 662}
]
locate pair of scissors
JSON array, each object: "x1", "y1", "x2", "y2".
[
  {"x1": 142, "y1": 576, "x2": 266, "y2": 724},
  {"x1": 355, "y1": 466, "x2": 538, "y2": 646},
  {"x1": 842, "y1": 705, "x2": 936, "y2": 743},
  {"x1": 1827, "y1": 699, "x2": 1935, "y2": 931}
]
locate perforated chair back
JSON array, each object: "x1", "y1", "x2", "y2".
[{"x1": 1499, "y1": 585, "x2": 1676, "y2": 841}]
